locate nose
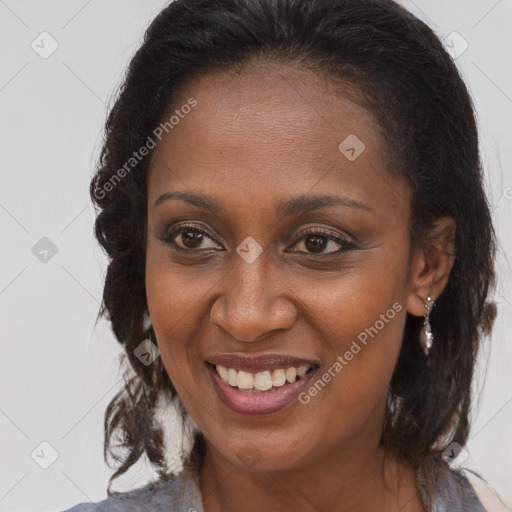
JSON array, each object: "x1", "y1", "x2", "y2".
[{"x1": 210, "y1": 251, "x2": 297, "y2": 343}]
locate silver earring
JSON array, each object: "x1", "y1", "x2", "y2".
[
  {"x1": 143, "y1": 309, "x2": 153, "y2": 331},
  {"x1": 420, "y1": 296, "x2": 435, "y2": 356}
]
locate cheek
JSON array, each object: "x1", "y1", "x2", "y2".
[
  {"x1": 145, "y1": 248, "x2": 195, "y2": 378},
  {"x1": 145, "y1": 234, "x2": 210, "y2": 326},
  {"x1": 301, "y1": 245, "x2": 408, "y2": 349},
  {"x1": 318, "y1": 298, "x2": 406, "y2": 408},
  {"x1": 294, "y1": 252, "x2": 408, "y2": 412}
]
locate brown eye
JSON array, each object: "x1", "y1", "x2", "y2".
[
  {"x1": 178, "y1": 228, "x2": 205, "y2": 249},
  {"x1": 158, "y1": 224, "x2": 222, "y2": 252},
  {"x1": 290, "y1": 229, "x2": 356, "y2": 256},
  {"x1": 304, "y1": 234, "x2": 331, "y2": 253}
]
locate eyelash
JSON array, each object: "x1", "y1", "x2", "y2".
[{"x1": 158, "y1": 223, "x2": 357, "y2": 257}]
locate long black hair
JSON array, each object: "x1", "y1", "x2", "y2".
[{"x1": 90, "y1": 0, "x2": 497, "y2": 502}]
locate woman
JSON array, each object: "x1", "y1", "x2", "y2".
[{"x1": 61, "y1": 0, "x2": 497, "y2": 510}]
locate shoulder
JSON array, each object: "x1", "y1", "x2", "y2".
[
  {"x1": 58, "y1": 469, "x2": 203, "y2": 512},
  {"x1": 430, "y1": 467, "x2": 487, "y2": 512}
]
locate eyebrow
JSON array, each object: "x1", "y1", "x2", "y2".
[
  {"x1": 153, "y1": 191, "x2": 373, "y2": 215},
  {"x1": 276, "y1": 193, "x2": 373, "y2": 216},
  {"x1": 154, "y1": 191, "x2": 224, "y2": 213}
]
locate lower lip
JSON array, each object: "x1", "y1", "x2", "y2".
[{"x1": 207, "y1": 364, "x2": 318, "y2": 415}]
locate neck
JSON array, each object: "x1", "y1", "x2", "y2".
[{"x1": 198, "y1": 437, "x2": 424, "y2": 512}]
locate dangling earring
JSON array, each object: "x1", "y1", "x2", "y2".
[
  {"x1": 143, "y1": 309, "x2": 153, "y2": 331},
  {"x1": 420, "y1": 296, "x2": 435, "y2": 356}
]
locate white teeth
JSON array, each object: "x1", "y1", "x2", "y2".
[
  {"x1": 285, "y1": 367, "x2": 297, "y2": 383},
  {"x1": 218, "y1": 365, "x2": 229, "y2": 381},
  {"x1": 271, "y1": 369, "x2": 286, "y2": 387},
  {"x1": 215, "y1": 364, "x2": 314, "y2": 391},
  {"x1": 254, "y1": 371, "x2": 273, "y2": 391},
  {"x1": 227, "y1": 368, "x2": 238, "y2": 387},
  {"x1": 297, "y1": 366, "x2": 308, "y2": 378},
  {"x1": 237, "y1": 370, "x2": 254, "y2": 389}
]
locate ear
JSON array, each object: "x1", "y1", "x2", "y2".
[{"x1": 406, "y1": 216, "x2": 456, "y2": 317}]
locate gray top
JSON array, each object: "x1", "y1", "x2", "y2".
[{"x1": 59, "y1": 464, "x2": 486, "y2": 512}]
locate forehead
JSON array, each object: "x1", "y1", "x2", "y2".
[{"x1": 148, "y1": 62, "x2": 410, "y2": 217}]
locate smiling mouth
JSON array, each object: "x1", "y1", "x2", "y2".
[
  {"x1": 206, "y1": 362, "x2": 317, "y2": 393},
  {"x1": 205, "y1": 355, "x2": 320, "y2": 415}
]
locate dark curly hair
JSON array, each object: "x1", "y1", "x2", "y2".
[{"x1": 90, "y1": 0, "x2": 497, "y2": 503}]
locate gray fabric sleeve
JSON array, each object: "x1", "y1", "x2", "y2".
[{"x1": 57, "y1": 470, "x2": 204, "y2": 512}]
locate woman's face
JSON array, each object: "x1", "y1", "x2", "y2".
[{"x1": 146, "y1": 63, "x2": 420, "y2": 472}]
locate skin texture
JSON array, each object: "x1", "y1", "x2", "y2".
[{"x1": 145, "y1": 62, "x2": 455, "y2": 512}]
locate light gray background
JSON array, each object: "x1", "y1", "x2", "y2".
[{"x1": 1, "y1": 1, "x2": 511, "y2": 511}]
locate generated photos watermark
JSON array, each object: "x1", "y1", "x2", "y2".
[
  {"x1": 299, "y1": 301, "x2": 403, "y2": 404},
  {"x1": 93, "y1": 97, "x2": 198, "y2": 200}
]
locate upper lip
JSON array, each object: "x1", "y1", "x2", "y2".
[{"x1": 206, "y1": 354, "x2": 319, "y2": 373}]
